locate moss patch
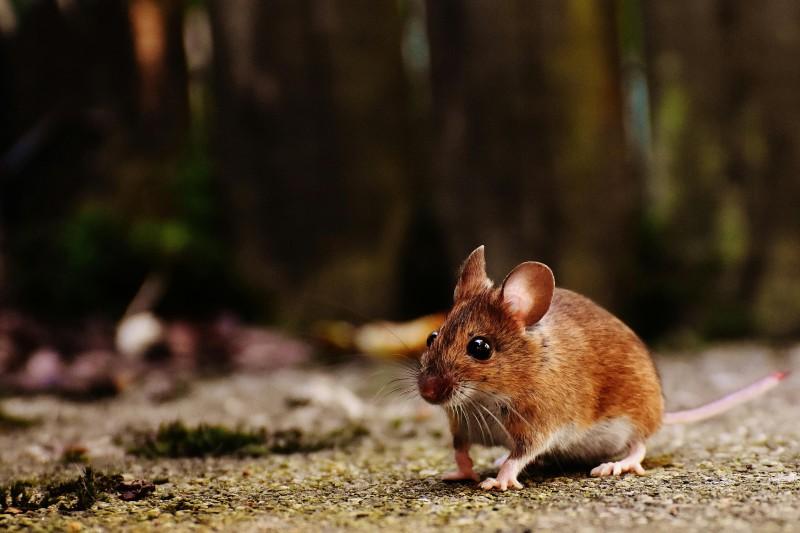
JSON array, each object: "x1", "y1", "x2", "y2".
[
  {"x1": 127, "y1": 422, "x2": 268, "y2": 458},
  {"x1": 0, "y1": 468, "x2": 130, "y2": 513},
  {"x1": 126, "y1": 421, "x2": 370, "y2": 458}
]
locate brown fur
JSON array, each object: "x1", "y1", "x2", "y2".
[{"x1": 419, "y1": 248, "x2": 664, "y2": 463}]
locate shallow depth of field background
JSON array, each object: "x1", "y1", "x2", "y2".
[
  {"x1": 3, "y1": 4, "x2": 800, "y2": 529},
  {"x1": 2, "y1": 0, "x2": 800, "y2": 348}
]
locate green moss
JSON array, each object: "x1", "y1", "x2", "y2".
[
  {"x1": 126, "y1": 421, "x2": 370, "y2": 458},
  {"x1": 0, "y1": 468, "x2": 125, "y2": 513},
  {"x1": 128, "y1": 421, "x2": 268, "y2": 459}
]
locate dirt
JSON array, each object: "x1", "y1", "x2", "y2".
[{"x1": 1, "y1": 343, "x2": 798, "y2": 532}]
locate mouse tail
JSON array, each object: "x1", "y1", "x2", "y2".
[{"x1": 663, "y1": 371, "x2": 789, "y2": 425}]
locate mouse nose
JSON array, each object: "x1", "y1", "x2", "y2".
[{"x1": 418, "y1": 373, "x2": 452, "y2": 404}]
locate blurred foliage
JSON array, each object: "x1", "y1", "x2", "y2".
[
  {"x1": 2, "y1": 0, "x2": 800, "y2": 343},
  {"x1": 7, "y1": 138, "x2": 252, "y2": 319}
]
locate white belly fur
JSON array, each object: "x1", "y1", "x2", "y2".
[
  {"x1": 457, "y1": 402, "x2": 634, "y2": 463},
  {"x1": 541, "y1": 417, "x2": 634, "y2": 463}
]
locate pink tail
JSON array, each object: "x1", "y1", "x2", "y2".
[{"x1": 663, "y1": 371, "x2": 789, "y2": 425}]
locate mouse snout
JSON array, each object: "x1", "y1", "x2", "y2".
[{"x1": 418, "y1": 373, "x2": 453, "y2": 404}]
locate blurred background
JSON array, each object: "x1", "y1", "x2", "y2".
[{"x1": 2, "y1": 0, "x2": 800, "y2": 390}]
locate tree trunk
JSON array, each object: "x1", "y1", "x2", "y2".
[
  {"x1": 128, "y1": 0, "x2": 189, "y2": 150},
  {"x1": 643, "y1": 0, "x2": 800, "y2": 338},
  {"x1": 210, "y1": 0, "x2": 413, "y2": 324},
  {"x1": 426, "y1": 0, "x2": 634, "y2": 310},
  {"x1": 731, "y1": 1, "x2": 800, "y2": 337},
  {"x1": 0, "y1": 0, "x2": 138, "y2": 315}
]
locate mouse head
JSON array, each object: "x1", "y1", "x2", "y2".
[{"x1": 417, "y1": 245, "x2": 555, "y2": 405}]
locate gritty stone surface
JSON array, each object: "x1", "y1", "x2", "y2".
[{"x1": 1, "y1": 343, "x2": 799, "y2": 532}]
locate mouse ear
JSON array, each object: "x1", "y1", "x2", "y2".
[
  {"x1": 501, "y1": 262, "x2": 555, "y2": 326},
  {"x1": 454, "y1": 245, "x2": 491, "y2": 301}
]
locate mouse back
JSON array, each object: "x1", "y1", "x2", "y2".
[{"x1": 538, "y1": 288, "x2": 664, "y2": 438}]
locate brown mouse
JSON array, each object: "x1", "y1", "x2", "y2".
[{"x1": 417, "y1": 245, "x2": 788, "y2": 490}]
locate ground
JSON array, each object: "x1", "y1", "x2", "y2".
[{"x1": 1, "y1": 344, "x2": 799, "y2": 532}]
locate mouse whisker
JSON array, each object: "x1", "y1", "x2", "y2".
[
  {"x1": 369, "y1": 363, "x2": 420, "y2": 403},
  {"x1": 451, "y1": 388, "x2": 483, "y2": 444},
  {"x1": 365, "y1": 361, "x2": 420, "y2": 386},
  {"x1": 497, "y1": 398, "x2": 536, "y2": 433},
  {"x1": 368, "y1": 360, "x2": 419, "y2": 374},
  {"x1": 477, "y1": 403, "x2": 513, "y2": 443},
  {"x1": 467, "y1": 407, "x2": 486, "y2": 445},
  {"x1": 385, "y1": 376, "x2": 417, "y2": 386},
  {"x1": 370, "y1": 380, "x2": 398, "y2": 403},
  {"x1": 460, "y1": 394, "x2": 489, "y2": 445},
  {"x1": 462, "y1": 384, "x2": 537, "y2": 436},
  {"x1": 373, "y1": 382, "x2": 418, "y2": 404},
  {"x1": 472, "y1": 401, "x2": 493, "y2": 445},
  {"x1": 452, "y1": 400, "x2": 473, "y2": 443},
  {"x1": 383, "y1": 359, "x2": 421, "y2": 377}
]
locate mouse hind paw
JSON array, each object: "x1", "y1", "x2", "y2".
[{"x1": 590, "y1": 441, "x2": 647, "y2": 477}]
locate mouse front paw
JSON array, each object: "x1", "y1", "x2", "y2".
[
  {"x1": 441, "y1": 469, "x2": 479, "y2": 482},
  {"x1": 479, "y1": 475, "x2": 523, "y2": 491}
]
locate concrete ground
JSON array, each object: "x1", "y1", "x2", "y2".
[{"x1": 1, "y1": 343, "x2": 798, "y2": 532}]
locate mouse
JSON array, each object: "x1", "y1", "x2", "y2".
[{"x1": 416, "y1": 245, "x2": 788, "y2": 491}]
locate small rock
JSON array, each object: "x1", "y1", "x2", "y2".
[{"x1": 116, "y1": 312, "x2": 164, "y2": 360}]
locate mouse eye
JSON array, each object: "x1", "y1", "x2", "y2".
[
  {"x1": 426, "y1": 331, "x2": 438, "y2": 347},
  {"x1": 466, "y1": 336, "x2": 492, "y2": 361}
]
